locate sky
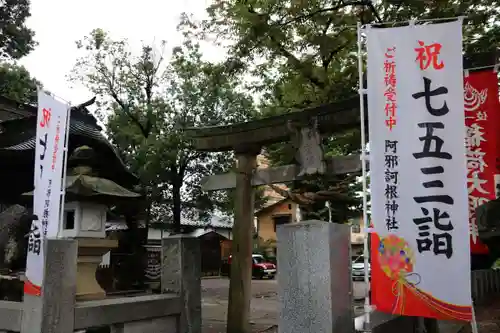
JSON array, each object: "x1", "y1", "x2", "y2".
[{"x1": 19, "y1": 0, "x2": 222, "y2": 105}]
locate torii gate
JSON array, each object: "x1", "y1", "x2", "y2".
[{"x1": 185, "y1": 96, "x2": 367, "y2": 333}]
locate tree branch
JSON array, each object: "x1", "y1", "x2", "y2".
[
  {"x1": 366, "y1": 1, "x2": 383, "y2": 23},
  {"x1": 267, "y1": 34, "x2": 326, "y2": 89},
  {"x1": 108, "y1": 89, "x2": 150, "y2": 138},
  {"x1": 96, "y1": 61, "x2": 151, "y2": 138},
  {"x1": 243, "y1": 2, "x2": 368, "y2": 89},
  {"x1": 321, "y1": 27, "x2": 351, "y2": 70},
  {"x1": 244, "y1": 3, "x2": 326, "y2": 89},
  {"x1": 276, "y1": 1, "x2": 373, "y2": 26}
]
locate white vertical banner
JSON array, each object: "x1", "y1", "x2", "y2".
[
  {"x1": 24, "y1": 91, "x2": 69, "y2": 296},
  {"x1": 367, "y1": 20, "x2": 472, "y2": 320}
]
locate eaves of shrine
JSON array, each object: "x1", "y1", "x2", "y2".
[{"x1": 0, "y1": 96, "x2": 139, "y2": 201}]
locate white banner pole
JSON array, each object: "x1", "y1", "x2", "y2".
[
  {"x1": 357, "y1": 22, "x2": 371, "y2": 331},
  {"x1": 57, "y1": 103, "x2": 71, "y2": 237},
  {"x1": 471, "y1": 305, "x2": 479, "y2": 333}
]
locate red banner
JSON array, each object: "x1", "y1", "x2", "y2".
[{"x1": 464, "y1": 70, "x2": 500, "y2": 254}]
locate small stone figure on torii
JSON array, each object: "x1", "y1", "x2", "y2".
[
  {"x1": 288, "y1": 117, "x2": 326, "y2": 177},
  {"x1": 265, "y1": 117, "x2": 358, "y2": 222}
]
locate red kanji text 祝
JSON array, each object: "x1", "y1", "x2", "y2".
[
  {"x1": 415, "y1": 40, "x2": 444, "y2": 71},
  {"x1": 40, "y1": 108, "x2": 52, "y2": 128}
]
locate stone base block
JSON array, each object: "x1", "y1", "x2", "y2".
[
  {"x1": 76, "y1": 238, "x2": 118, "y2": 301},
  {"x1": 277, "y1": 220, "x2": 353, "y2": 333}
]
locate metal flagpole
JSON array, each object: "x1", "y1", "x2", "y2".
[
  {"x1": 305, "y1": 15, "x2": 466, "y2": 32},
  {"x1": 57, "y1": 102, "x2": 72, "y2": 237},
  {"x1": 325, "y1": 201, "x2": 332, "y2": 222},
  {"x1": 33, "y1": 88, "x2": 43, "y2": 192},
  {"x1": 471, "y1": 305, "x2": 479, "y2": 333},
  {"x1": 357, "y1": 21, "x2": 371, "y2": 331},
  {"x1": 464, "y1": 63, "x2": 500, "y2": 73}
]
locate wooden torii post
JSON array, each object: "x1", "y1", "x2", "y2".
[{"x1": 185, "y1": 97, "x2": 366, "y2": 333}]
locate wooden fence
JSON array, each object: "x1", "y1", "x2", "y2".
[{"x1": 471, "y1": 269, "x2": 500, "y2": 303}]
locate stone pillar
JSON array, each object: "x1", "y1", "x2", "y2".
[
  {"x1": 21, "y1": 238, "x2": 78, "y2": 333},
  {"x1": 162, "y1": 236, "x2": 201, "y2": 333},
  {"x1": 277, "y1": 220, "x2": 353, "y2": 333},
  {"x1": 227, "y1": 151, "x2": 257, "y2": 333}
]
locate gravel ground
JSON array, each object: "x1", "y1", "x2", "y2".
[
  {"x1": 446, "y1": 297, "x2": 500, "y2": 333},
  {"x1": 461, "y1": 298, "x2": 500, "y2": 333},
  {"x1": 201, "y1": 278, "x2": 367, "y2": 333}
]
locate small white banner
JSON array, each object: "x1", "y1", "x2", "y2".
[{"x1": 25, "y1": 91, "x2": 69, "y2": 296}]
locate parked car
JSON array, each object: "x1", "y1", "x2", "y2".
[
  {"x1": 352, "y1": 256, "x2": 371, "y2": 281},
  {"x1": 223, "y1": 254, "x2": 277, "y2": 279}
]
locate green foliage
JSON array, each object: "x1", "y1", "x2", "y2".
[
  {"x1": 182, "y1": 0, "x2": 500, "y2": 222},
  {"x1": 70, "y1": 29, "x2": 258, "y2": 231},
  {"x1": 0, "y1": 0, "x2": 36, "y2": 59},
  {"x1": 377, "y1": 0, "x2": 500, "y2": 58},
  {"x1": 253, "y1": 236, "x2": 276, "y2": 257},
  {"x1": 0, "y1": 63, "x2": 41, "y2": 104},
  {"x1": 0, "y1": 0, "x2": 39, "y2": 104}
]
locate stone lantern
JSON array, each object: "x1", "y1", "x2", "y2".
[{"x1": 26, "y1": 145, "x2": 141, "y2": 300}]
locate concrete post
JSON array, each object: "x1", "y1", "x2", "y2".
[
  {"x1": 162, "y1": 235, "x2": 201, "y2": 333},
  {"x1": 277, "y1": 220, "x2": 353, "y2": 333},
  {"x1": 21, "y1": 238, "x2": 78, "y2": 333}
]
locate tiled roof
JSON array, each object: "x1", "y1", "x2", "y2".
[
  {"x1": 180, "y1": 214, "x2": 233, "y2": 229},
  {"x1": 105, "y1": 221, "x2": 129, "y2": 231},
  {"x1": 2, "y1": 119, "x2": 125, "y2": 164},
  {"x1": 0, "y1": 97, "x2": 139, "y2": 185},
  {"x1": 105, "y1": 214, "x2": 234, "y2": 231},
  {"x1": 0, "y1": 97, "x2": 35, "y2": 122}
]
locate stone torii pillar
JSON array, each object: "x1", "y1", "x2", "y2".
[{"x1": 227, "y1": 145, "x2": 260, "y2": 333}]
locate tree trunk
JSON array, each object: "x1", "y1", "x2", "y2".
[
  {"x1": 122, "y1": 214, "x2": 146, "y2": 290},
  {"x1": 172, "y1": 179, "x2": 182, "y2": 233},
  {"x1": 423, "y1": 318, "x2": 439, "y2": 333},
  {"x1": 415, "y1": 317, "x2": 439, "y2": 333}
]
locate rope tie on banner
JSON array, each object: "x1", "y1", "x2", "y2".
[
  {"x1": 390, "y1": 276, "x2": 473, "y2": 320},
  {"x1": 494, "y1": 64, "x2": 500, "y2": 73},
  {"x1": 391, "y1": 272, "x2": 421, "y2": 314}
]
